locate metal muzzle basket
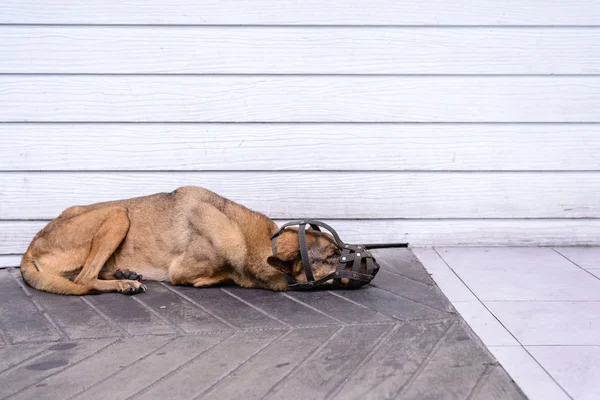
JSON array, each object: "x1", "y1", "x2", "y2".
[{"x1": 271, "y1": 220, "x2": 401, "y2": 290}]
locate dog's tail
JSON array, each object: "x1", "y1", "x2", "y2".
[{"x1": 20, "y1": 251, "x2": 92, "y2": 295}]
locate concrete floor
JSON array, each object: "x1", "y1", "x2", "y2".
[
  {"x1": 415, "y1": 247, "x2": 600, "y2": 400},
  {"x1": 0, "y1": 248, "x2": 525, "y2": 400}
]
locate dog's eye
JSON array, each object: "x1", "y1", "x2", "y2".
[{"x1": 327, "y1": 254, "x2": 338, "y2": 260}]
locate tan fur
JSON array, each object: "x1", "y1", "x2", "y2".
[{"x1": 21, "y1": 186, "x2": 342, "y2": 295}]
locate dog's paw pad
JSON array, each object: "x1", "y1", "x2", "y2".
[{"x1": 115, "y1": 269, "x2": 143, "y2": 281}]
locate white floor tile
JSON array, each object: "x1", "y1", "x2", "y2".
[
  {"x1": 587, "y1": 269, "x2": 600, "y2": 279},
  {"x1": 488, "y1": 346, "x2": 570, "y2": 400},
  {"x1": 427, "y1": 268, "x2": 478, "y2": 302},
  {"x1": 452, "y1": 301, "x2": 518, "y2": 346},
  {"x1": 412, "y1": 247, "x2": 448, "y2": 272},
  {"x1": 528, "y1": 345, "x2": 600, "y2": 400},
  {"x1": 555, "y1": 247, "x2": 600, "y2": 271},
  {"x1": 486, "y1": 301, "x2": 600, "y2": 346},
  {"x1": 451, "y1": 265, "x2": 600, "y2": 301},
  {"x1": 413, "y1": 247, "x2": 477, "y2": 301},
  {"x1": 436, "y1": 247, "x2": 576, "y2": 270}
]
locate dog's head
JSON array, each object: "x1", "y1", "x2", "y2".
[{"x1": 267, "y1": 227, "x2": 347, "y2": 285}]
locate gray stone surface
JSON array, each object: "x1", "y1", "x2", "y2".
[{"x1": 0, "y1": 249, "x2": 526, "y2": 400}]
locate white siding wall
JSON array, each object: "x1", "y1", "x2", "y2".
[{"x1": 1, "y1": 0, "x2": 599, "y2": 266}]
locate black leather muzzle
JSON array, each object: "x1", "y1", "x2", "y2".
[{"x1": 270, "y1": 220, "x2": 381, "y2": 290}]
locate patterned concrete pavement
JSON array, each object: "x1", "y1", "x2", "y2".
[{"x1": 0, "y1": 248, "x2": 525, "y2": 400}]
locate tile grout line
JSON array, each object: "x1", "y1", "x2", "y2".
[
  {"x1": 370, "y1": 282, "x2": 451, "y2": 314},
  {"x1": 520, "y1": 346, "x2": 575, "y2": 400},
  {"x1": 431, "y1": 248, "x2": 526, "y2": 346},
  {"x1": 0, "y1": 270, "x2": 12, "y2": 344},
  {"x1": 524, "y1": 344, "x2": 600, "y2": 347},
  {"x1": 261, "y1": 326, "x2": 346, "y2": 398},
  {"x1": 378, "y1": 268, "x2": 434, "y2": 287},
  {"x1": 159, "y1": 282, "x2": 239, "y2": 331},
  {"x1": 124, "y1": 332, "x2": 235, "y2": 400},
  {"x1": 466, "y1": 362, "x2": 495, "y2": 400},
  {"x1": 195, "y1": 330, "x2": 294, "y2": 400},
  {"x1": 220, "y1": 288, "x2": 293, "y2": 328},
  {"x1": 324, "y1": 322, "x2": 402, "y2": 400},
  {"x1": 130, "y1": 295, "x2": 186, "y2": 335},
  {"x1": 80, "y1": 297, "x2": 132, "y2": 338},
  {"x1": 280, "y1": 292, "x2": 345, "y2": 324},
  {"x1": 4, "y1": 337, "x2": 121, "y2": 400},
  {"x1": 0, "y1": 346, "x2": 52, "y2": 376},
  {"x1": 552, "y1": 247, "x2": 600, "y2": 281},
  {"x1": 328, "y1": 290, "x2": 377, "y2": 309},
  {"x1": 394, "y1": 319, "x2": 458, "y2": 398},
  {"x1": 10, "y1": 339, "x2": 134, "y2": 397},
  {"x1": 65, "y1": 337, "x2": 178, "y2": 400},
  {"x1": 459, "y1": 299, "x2": 600, "y2": 303},
  {"x1": 0, "y1": 317, "x2": 11, "y2": 345},
  {"x1": 9, "y1": 269, "x2": 69, "y2": 340},
  {"x1": 431, "y1": 247, "x2": 575, "y2": 400}
]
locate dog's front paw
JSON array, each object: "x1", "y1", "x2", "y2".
[
  {"x1": 114, "y1": 269, "x2": 143, "y2": 281},
  {"x1": 117, "y1": 280, "x2": 147, "y2": 295}
]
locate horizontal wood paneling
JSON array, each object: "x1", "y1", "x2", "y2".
[
  {"x1": 2, "y1": 124, "x2": 600, "y2": 171},
  {"x1": 3, "y1": 27, "x2": 600, "y2": 74},
  {"x1": 2, "y1": 76, "x2": 600, "y2": 122},
  {"x1": 1, "y1": 172, "x2": 599, "y2": 219},
  {"x1": 1, "y1": 0, "x2": 598, "y2": 25},
  {"x1": 1, "y1": 1, "x2": 597, "y2": 248},
  {"x1": 3, "y1": 219, "x2": 600, "y2": 257},
  {"x1": 0, "y1": 221, "x2": 38, "y2": 255}
]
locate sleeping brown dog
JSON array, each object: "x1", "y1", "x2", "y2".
[{"x1": 20, "y1": 186, "x2": 344, "y2": 295}]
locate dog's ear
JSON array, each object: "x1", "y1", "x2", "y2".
[
  {"x1": 268, "y1": 230, "x2": 300, "y2": 273},
  {"x1": 267, "y1": 248, "x2": 299, "y2": 273},
  {"x1": 267, "y1": 255, "x2": 293, "y2": 273}
]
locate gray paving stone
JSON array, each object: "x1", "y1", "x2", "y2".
[
  {"x1": 372, "y1": 269, "x2": 456, "y2": 312},
  {"x1": 131, "y1": 331, "x2": 282, "y2": 400},
  {"x1": 336, "y1": 285, "x2": 454, "y2": 321},
  {"x1": 202, "y1": 326, "x2": 339, "y2": 400},
  {"x1": 263, "y1": 324, "x2": 393, "y2": 400},
  {"x1": 134, "y1": 282, "x2": 232, "y2": 334},
  {"x1": 399, "y1": 321, "x2": 493, "y2": 400},
  {"x1": 374, "y1": 248, "x2": 436, "y2": 285},
  {"x1": 28, "y1": 289, "x2": 122, "y2": 339},
  {"x1": 285, "y1": 290, "x2": 393, "y2": 324},
  {"x1": 0, "y1": 249, "x2": 525, "y2": 399},
  {"x1": 0, "y1": 338, "x2": 116, "y2": 399},
  {"x1": 0, "y1": 342, "x2": 56, "y2": 373},
  {"x1": 86, "y1": 292, "x2": 176, "y2": 336},
  {"x1": 0, "y1": 269, "x2": 61, "y2": 344},
  {"x1": 333, "y1": 319, "x2": 453, "y2": 400},
  {"x1": 475, "y1": 364, "x2": 528, "y2": 400},
  {"x1": 9, "y1": 335, "x2": 172, "y2": 400},
  {"x1": 73, "y1": 334, "x2": 230, "y2": 400},
  {"x1": 174, "y1": 286, "x2": 285, "y2": 330},
  {"x1": 224, "y1": 287, "x2": 339, "y2": 327}
]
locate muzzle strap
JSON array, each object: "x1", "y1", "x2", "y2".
[
  {"x1": 366, "y1": 257, "x2": 375, "y2": 275},
  {"x1": 271, "y1": 220, "x2": 382, "y2": 290},
  {"x1": 297, "y1": 223, "x2": 315, "y2": 283}
]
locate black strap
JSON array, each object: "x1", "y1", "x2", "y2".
[
  {"x1": 271, "y1": 220, "x2": 390, "y2": 290},
  {"x1": 297, "y1": 223, "x2": 315, "y2": 283},
  {"x1": 366, "y1": 257, "x2": 374, "y2": 275},
  {"x1": 362, "y1": 242, "x2": 408, "y2": 249},
  {"x1": 271, "y1": 220, "x2": 347, "y2": 249}
]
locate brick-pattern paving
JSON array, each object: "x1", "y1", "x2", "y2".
[{"x1": 0, "y1": 249, "x2": 526, "y2": 399}]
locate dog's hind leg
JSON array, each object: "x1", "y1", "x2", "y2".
[{"x1": 72, "y1": 207, "x2": 145, "y2": 295}]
